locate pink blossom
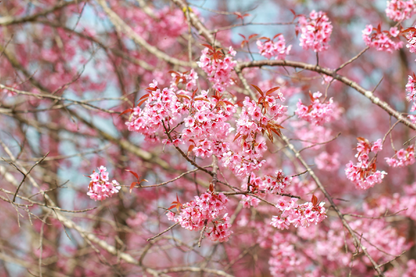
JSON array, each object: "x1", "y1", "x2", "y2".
[
  {"x1": 295, "y1": 92, "x2": 339, "y2": 125},
  {"x1": 87, "y1": 166, "x2": 121, "y2": 201},
  {"x1": 345, "y1": 138, "x2": 387, "y2": 189},
  {"x1": 385, "y1": 145, "x2": 415, "y2": 167},
  {"x1": 167, "y1": 192, "x2": 232, "y2": 242},
  {"x1": 297, "y1": 10, "x2": 333, "y2": 52},
  {"x1": 315, "y1": 152, "x2": 340, "y2": 171},
  {"x1": 271, "y1": 198, "x2": 326, "y2": 229},
  {"x1": 386, "y1": 0, "x2": 416, "y2": 21},
  {"x1": 363, "y1": 25, "x2": 404, "y2": 53},
  {"x1": 256, "y1": 35, "x2": 292, "y2": 60}
]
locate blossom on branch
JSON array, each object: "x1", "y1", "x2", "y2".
[
  {"x1": 345, "y1": 138, "x2": 387, "y2": 190},
  {"x1": 87, "y1": 166, "x2": 121, "y2": 201},
  {"x1": 167, "y1": 191, "x2": 232, "y2": 242},
  {"x1": 386, "y1": 0, "x2": 416, "y2": 22},
  {"x1": 297, "y1": 10, "x2": 333, "y2": 52}
]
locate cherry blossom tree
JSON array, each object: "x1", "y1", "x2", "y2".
[{"x1": 1, "y1": 0, "x2": 416, "y2": 276}]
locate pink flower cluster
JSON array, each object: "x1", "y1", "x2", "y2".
[
  {"x1": 87, "y1": 166, "x2": 121, "y2": 201},
  {"x1": 362, "y1": 25, "x2": 403, "y2": 53},
  {"x1": 224, "y1": 93, "x2": 287, "y2": 177},
  {"x1": 179, "y1": 91, "x2": 236, "y2": 159},
  {"x1": 378, "y1": 182, "x2": 416, "y2": 220},
  {"x1": 315, "y1": 151, "x2": 340, "y2": 171},
  {"x1": 167, "y1": 192, "x2": 232, "y2": 242},
  {"x1": 345, "y1": 138, "x2": 387, "y2": 190},
  {"x1": 271, "y1": 198, "x2": 326, "y2": 229},
  {"x1": 197, "y1": 46, "x2": 237, "y2": 92},
  {"x1": 350, "y1": 206, "x2": 412, "y2": 263},
  {"x1": 269, "y1": 232, "x2": 308, "y2": 277},
  {"x1": 406, "y1": 74, "x2": 416, "y2": 113},
  {"x1": 385, "y1": 145, "x2": 415, "y2": 167},
  {"x1": 256, "y1": 35, "x2": 292, "y2": 60},
  {"x1": 241, "y1": 195, "x2": 260, "y2": 208},
  {"x1": 170, "y1": 69, "x2": 198, "y2": 91},
  {"x1": 386, "y1": 0, "x2": 416, "y2": 22},
  {"x1": 127, "y1": 48, "x2": 290, "y2": 180},
  {"x1": 292, "y1": 121, "x2": 333, "y2": 149},
  {"x1": 406, "y1": 74, "x2": 416, "y2": 101},
  {"x1": 243, "y1": 170, "x2": 292, "y2": 195},
  {"x1": 295, "y1": 92, "x2": 337, "y2": 125},
  {"x1": 126, "y1": 80, "x2": 187, "y2": 140},
  {"x1": 297, "y1": 10, "x2": 333, "y2": 52},
  {"x1": 405, "y1": 28, "x2": 416, "y2": 54}
]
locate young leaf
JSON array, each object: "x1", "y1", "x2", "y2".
[
  {"x1": 251, "y1": 84, "x2": 264, "y2": 96},
  {"x1": 126, "y1": 169, "x2": 140, "y2": 181},
  {"x1": 311, "y1": 195, "x2": 318, "y2": 207},
  {"x1": 266, "y1": 86, "x2": 280, "y2": 95},
  {"x1": 118, "y1": 108, "x2": 133, "y2": 117}
]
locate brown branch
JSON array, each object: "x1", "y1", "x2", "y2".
[
  {"x1": 238, "y1": 60, "x2": 416, "y2": 131},
  {"x1": 96, "y1": 0, "x2": 194, "y2": 67},
  {"x1": 279, "y1": 133, "x2": 384, "y2": 276},
  {"x1": 0, "y1": 0, "x2": 86, "y2": 26},
  {"x1": 147, "y1": 223, "x2": 179, "y2": 242}
]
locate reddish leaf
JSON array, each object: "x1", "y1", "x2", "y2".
[
  {"x1": 191, "y1": 88, "x2": 198, "y2": 99},
  {"x1": 177, "y1": 94, "x2": 191, "y2": 100},
  {"x1": 202, "y1": 43, "x2": 214, "y2": 50},
  {"x1": 402, "y1": 27, "x2": 416, "y2": 33},
  {"x1": 118, "y1": 108, "x2": 132, "y2": 117},
  {"x1": 258, "y1": 36, "x2": 270, "y2": 40},
  {"x1": 266, "y1": 86, "x2": 280, "y2": 95},
  {"x1": 146, "y1": 87, "x2": 157, "y2": 92},
  {"x1": 233, "y1": 132, "x2": 242, "y2": 142},
  {"x1": 187, "y1": 144, "x2": 195, "y2": 155},
  {"x1": 138, "y1": 93, "x2": 150, "y2": 101},
  {"x1": 126, "y1": 169, "x2": 140, "y2": 181},
  {"x1": 309, "y1": 91, "x2": 314, "y2": 102},
  {"x1": 239, "y1": 33, "x2": 246, "y2": 39},
  {"x1": 271, "y1": 127, "x2": 282, "y2": 138},
  {"x1": 234, "y1": 12, "x2": 250, "y2": 19},
  {"x1": 168, "y1": 70, "x2": 179, "y2": 76},
  {"x1": 251, "y1": 84, "x2": 264, "y2": 96},
  {"x1": 248, "y1": 34, "x2": 258, "y2": 40},
  {"x1": 272, "y1": 33, "x2": 282, "y2": 40},
  {"x1": 311, "y1": 195, "x2": 318, "y2": 207},
  {"x1": 236, "y1": 100, "x2": 244, "y2": 107},
  {"x1": 137, "y1": 98, "x2": 148, "y2": 107},
  {"x1": 130, "y1": 182, "x2": 137, "y2": 193}
]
